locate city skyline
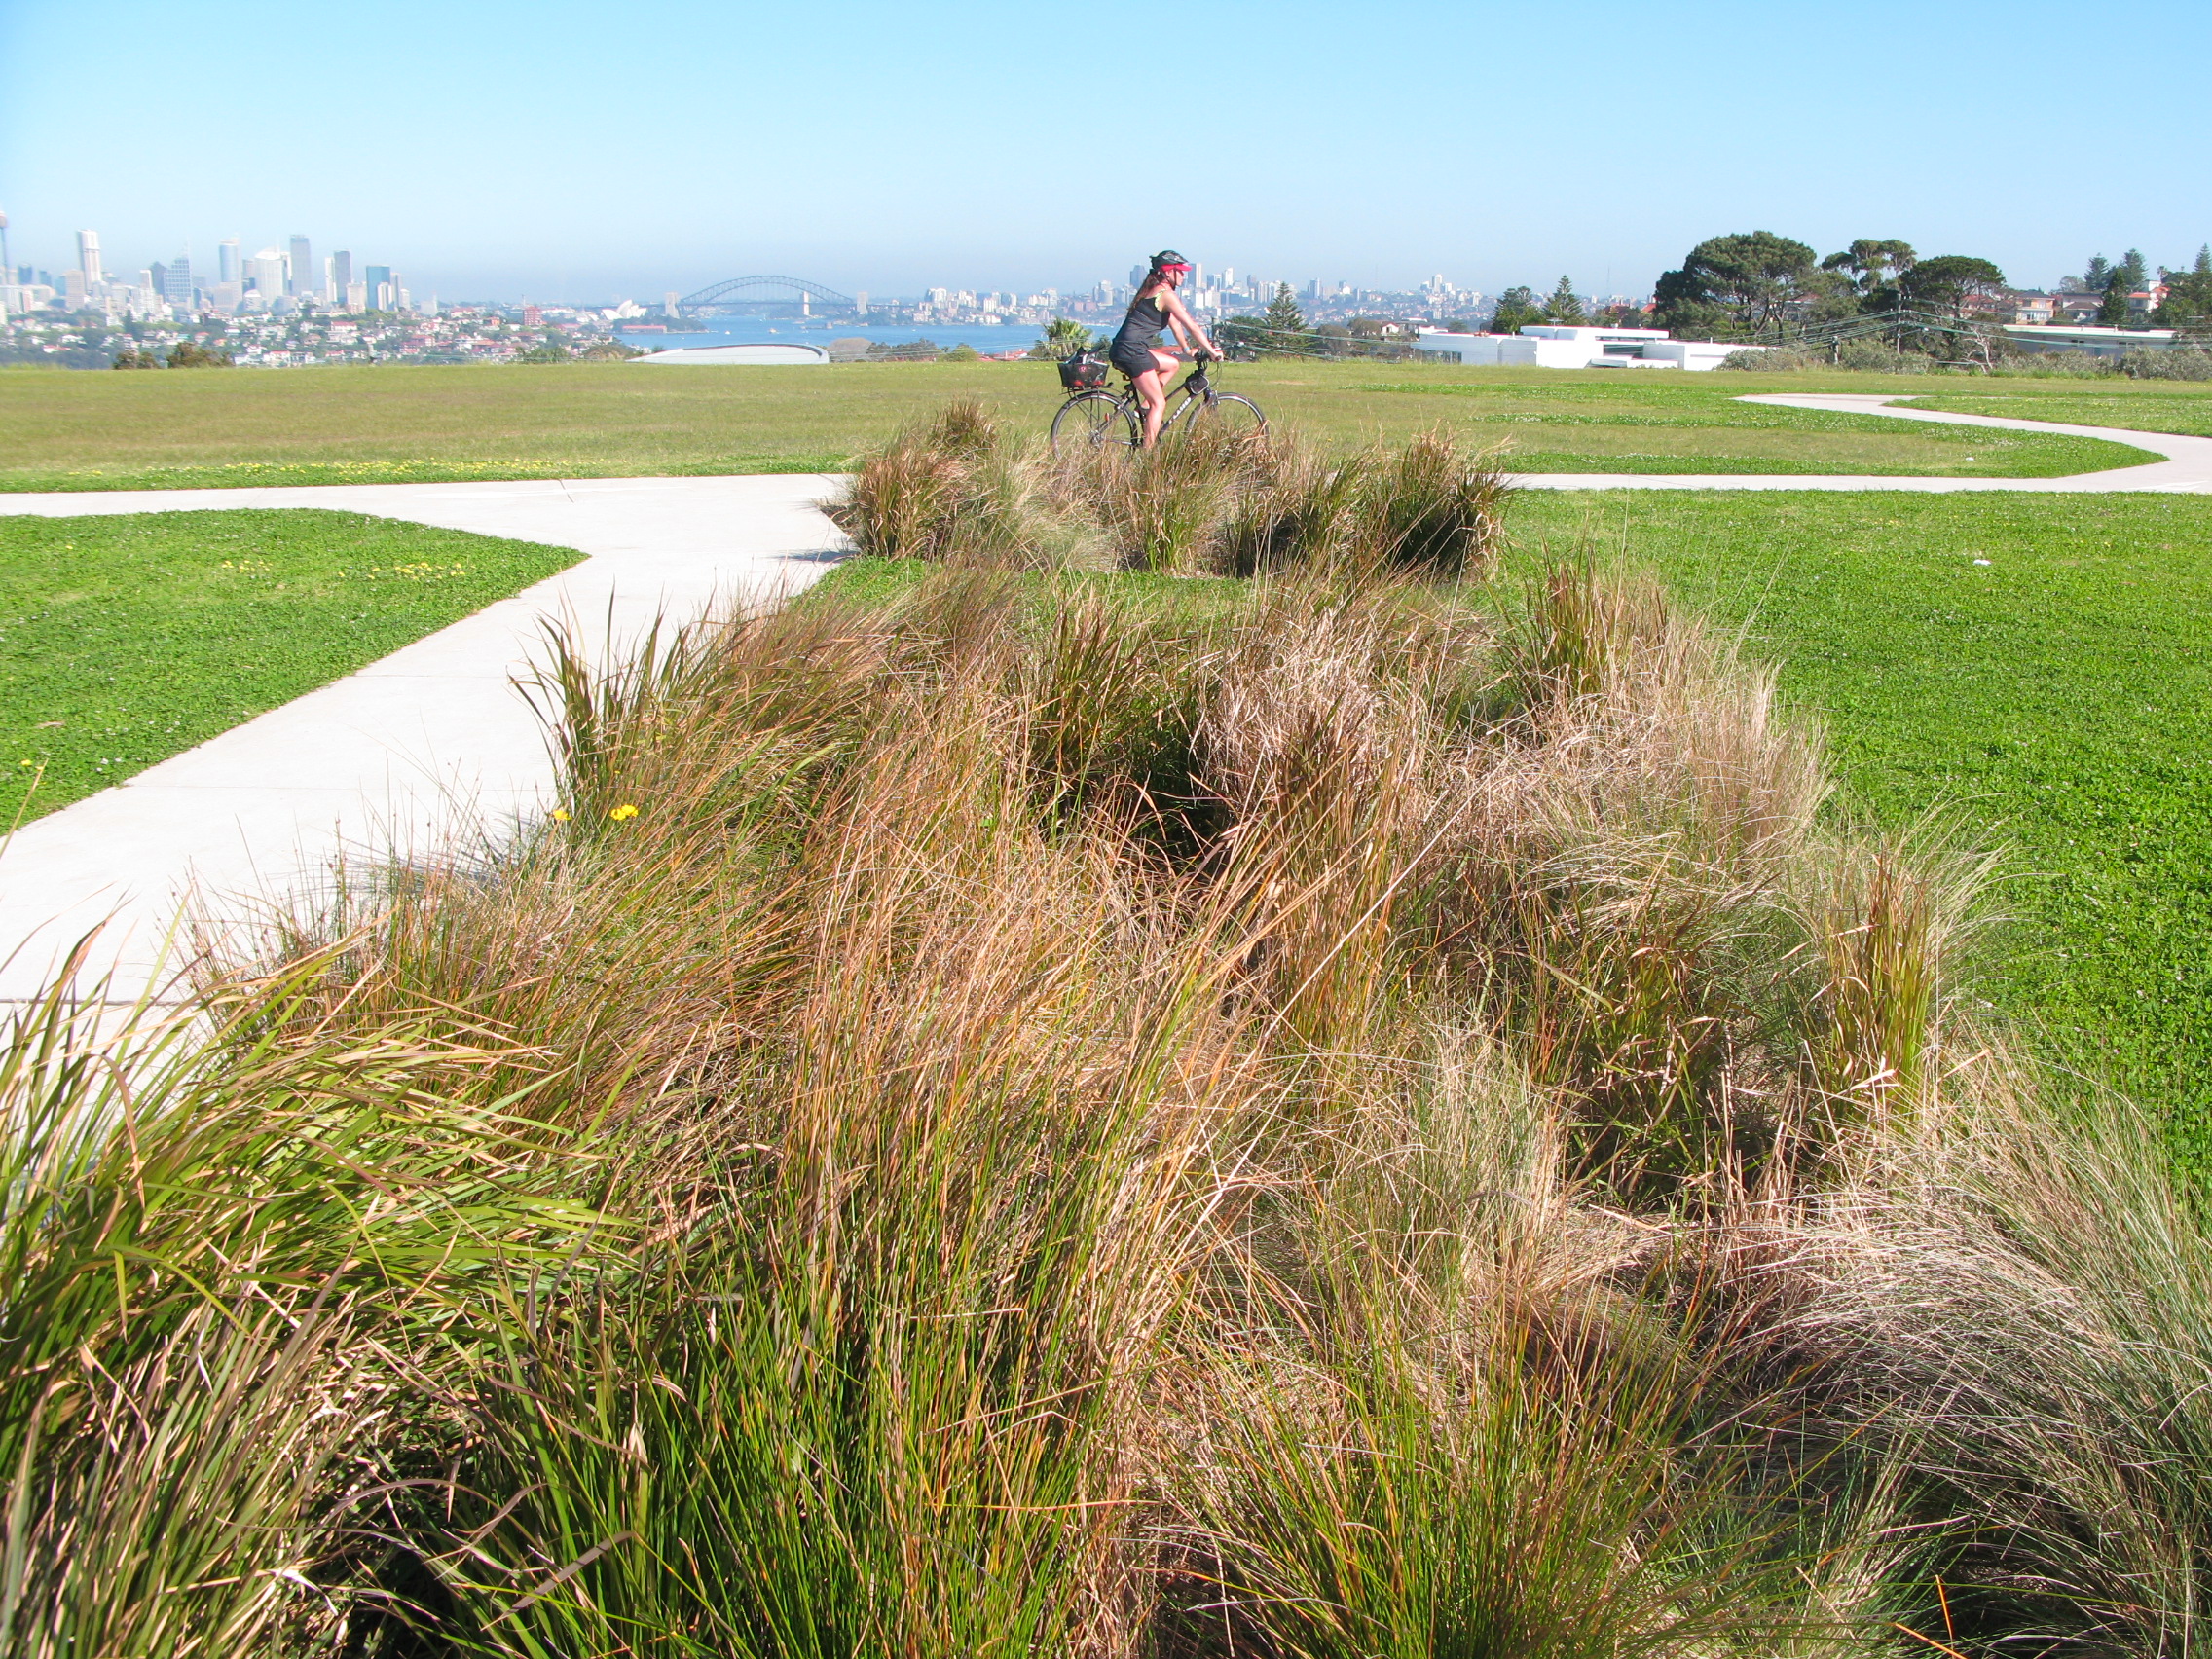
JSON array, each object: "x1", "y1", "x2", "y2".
[
  {"x1": 4, "y1": 0, "x2": 2208, "y2": 304},
  {"x1": 7, "y1": 208, "x2": 1529, "y2": 318},
  {"x1": 4, "y1": 200, "x2": 2201, "y2": 319}
]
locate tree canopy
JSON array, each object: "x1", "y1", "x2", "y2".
[
  {"x1": 1033, "y1": 316, "x2": 1095, "y2": 361},
  {"x1": 2156, "y1": 247, "x2": 2212, "y2": 330},
  {"x1": 1489, "y1": 286, "x2": 1543, "y2": 334},
  {"x1": 1652, "y1": 232, "x2": 1823, "y2": 335},
  {"x1": 2098, "y1": 249, "x2": 2150, "y2": 326},
  {"x1": 1899, "y1": 255, "x2": 2008, "y2": 319},
  {"x1": 1542, "y1": 276, "x2": 1585, "y2": 325},
  {"x1": 1821, "y1": 239, "x2": 1917, "y2": 307}
]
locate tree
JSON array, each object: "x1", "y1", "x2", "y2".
[
  {"x1": 514, "y1": 343, "x2": 572, "y2": 363},
  {"x1": 2154, "y1": 246, "x2": 2212, "y2": 330},
  {"x1": 1031, "y1": 316, "x2": 1095, "y2": 360},
  {"x1": 2083, "y1": 254, "x2": 2114, "y2": 294},
  {"x1": 2098, "y1": 248, "x2": 2149, "y2": 326},
  {"x1": 1899, "y1": 255, "x2": 2008, "y2": 320},
  {"x1": 1541, "y1": 275, "x2": 1585, "y2": 325},
  {"x1": 1651, "y1": 232, "x2": 1822, "y2": 336},
  {"x1": 1264, "y1": 282, "x2": 1306, "y2": 336},
  {"x1": 1820, "y1": 239, "x2": 1917, "y2": 310},
  {"x1": 164, "y1": 340, "x2": 232, "y2": 368},
  {"x1": 1489, "y1": 286, "x2": 1543, "y2": 334}
]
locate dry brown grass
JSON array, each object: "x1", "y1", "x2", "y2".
[
  {"x1": 832, "y1": 402, "x2": 1509, "y2": 580},
  {"x1": 6, "y1": 423, "x2": 2203, "y2": 1656}
]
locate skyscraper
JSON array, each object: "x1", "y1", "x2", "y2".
[
  {"x1": 246, "y1": 248, "x2": 288, "y2": 297},
  {"x1": 365, "y1": 265, "x2": 392, "y2": 311},
  {"x1": 0, "y1": 208, "x2": 11, "y2": 291},
  {"x1": 76, "y1": 230, "x2": 102, "y2": 286},
  {"x1": 161, "y1": 256, "x2": 192, "y2": 305},
  {"x1": 329, "y1": 250, "x2": 352, "y2": 306},
  {"x1": 288, "y1": 235, "x2": 312, "y2": 297},
  {"x1": 218, "y1": 240, "x2": 240, "y2": 285}
]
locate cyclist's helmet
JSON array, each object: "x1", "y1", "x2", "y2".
[{"x1": 1150, "y1": 250, "x2": 1193, "y2": 275}]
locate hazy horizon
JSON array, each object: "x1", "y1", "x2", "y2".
[{"x1": 5, "y1": 0, "x2": 2207, "y2": 306}]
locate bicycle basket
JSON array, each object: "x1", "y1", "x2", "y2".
[{"x1": 1058, "y1": 350, "x2": 1108, "y2": 390}]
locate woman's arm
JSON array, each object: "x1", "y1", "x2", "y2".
[{"x1": 1159, "y1": 288, "x2": 1218, "y2": 357}]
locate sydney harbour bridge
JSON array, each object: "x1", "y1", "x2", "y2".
[{"x1": 674, "y1": 276, "x2": 861, "y2": 317}]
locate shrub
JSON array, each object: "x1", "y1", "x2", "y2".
[
  {"x1": 1718, "y1": 346, "x2": 1817, "y2": 371},
  {"x1": 848, "y1": 406, "x2": 1507, "y2": 581},
  {"x1": 827, "y1": 398, "x2": 1061, "y2": 567},
  {"x1": 1989, "y1": 348, "x2": 2117, "y2": 378},
  {"x1": 1349, "y1": 426, "x2": 1509, "y2": 577},
  {"x1": 18, "y1": 486, "x2": 2202, "y2": 1655},
  {"x1": 2121, "y1": 345, "x2": 2212, "y2": 380}
]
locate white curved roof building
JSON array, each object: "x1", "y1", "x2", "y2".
[{"x1": 631, "y1": 343, "x2": 830, "y2": 366}]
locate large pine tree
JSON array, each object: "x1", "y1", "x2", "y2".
[
  {"x1": 1264, "y1": 283, "x2": 1307, "y2": 335},
  {"x1": 2155, "y1": 245, "x2": 2212, "y2": 330},
  {"x1": 2098, "y1": 249, "x2": 2149, "y2": 326}
]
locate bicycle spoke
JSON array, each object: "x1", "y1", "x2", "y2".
[
  {"x1": 1180, "y1": 391, "x2": 1267, "y2": 442},
  {"x1": 1051, "y1": 390, "x2": 1138, "y2": 452}
]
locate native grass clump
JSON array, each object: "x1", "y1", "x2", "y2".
[
  {"x1": 6, "y1": 421, "x2": 2209, "y2": 1657},
  {"x1": 830, "y1": 396, "x2": 1509, "y2": 578}
]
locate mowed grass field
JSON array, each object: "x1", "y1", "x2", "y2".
[
  {"x1": 1908, "y1": 377, "x2": 2212, "y2": 437},
  {"x1": 0, "y1": 358, "x2": 2152, "y2": 489},
  {"x1": 0, "y1": 510, "x2": 578, "y2": 821},
  {"x1": 1507, "y1": 492, "x2": 2212, "y2": 1158}
]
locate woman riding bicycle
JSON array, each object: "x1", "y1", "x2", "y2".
[{"x1": 1108, "y1": 251, "x2": 1223, "y2": 449}]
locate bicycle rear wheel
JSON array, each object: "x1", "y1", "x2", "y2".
[
  {"x1": 1183, "y1": 392, "x2": 1267, "y2": 440},
  {"x1": 1051, "y1": 391, "x2": 1138, "y2": 452}
]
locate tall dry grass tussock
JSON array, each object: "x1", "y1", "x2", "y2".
[{"x1": 6, "y1": 406, "x2": 2198, "y2": 1659}]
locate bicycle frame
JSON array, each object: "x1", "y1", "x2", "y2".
[{"x1": 1050, "y1": 350, "x2": 1263, "y2": 452}]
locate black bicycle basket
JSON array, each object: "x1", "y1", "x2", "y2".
[{"x1": 1058, "y1": 350, "x2": 1108, "y2": 390}]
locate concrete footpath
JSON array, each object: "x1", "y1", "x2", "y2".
[
  {"x1": 0, "y1": 474, "x2": 849, "y2": 1004},
  {"x1": 0, "y1": 392, "x2": 2204, "y2": 1007},
  {"x1": 1511, "y1": 394, "x2": 2212, "y2": 493}
]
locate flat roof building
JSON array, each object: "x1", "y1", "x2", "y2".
[{"x1": 1416, "y1": 324, "x2": 1761, "y2": 371}]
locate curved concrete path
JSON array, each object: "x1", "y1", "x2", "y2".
[
  {"x1": 0, "y1": 474, "x2": 850, "y2": 1005},
  {"x1": 0, "y1": 392, "x2": 2203, "y2": 1007},
  {"x1": 1510, "y1": 392, "x2": 2212, "y2": 493}
]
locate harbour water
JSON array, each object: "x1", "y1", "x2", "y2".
[{"x1": 615, "y1": 313, "x2": 1072, "y2": 357}]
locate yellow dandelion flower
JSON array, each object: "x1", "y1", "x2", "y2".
[
  {"x1": 550, "y1": 807, "x2": 571, "y2": 822},
  {"x1": 609, "y1": 803, "x2": 639, "y2": 822}
]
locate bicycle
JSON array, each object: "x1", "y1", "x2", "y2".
[{"x1": 1050, "y1": 350, "x2": 1266, "y2": 452}]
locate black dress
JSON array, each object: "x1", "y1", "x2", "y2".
[{"x1": 1109, "y1": 289, "x2": 1175, "y2": 375}]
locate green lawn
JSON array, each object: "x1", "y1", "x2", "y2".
[
  {"x1": 1508, "y1": 492, "x2": 2212, "y2": 1157},
  {"x1": 0, "y1": 510, "x2": 579, "y2": 822},
  {"x1": 0, "y1": 360, "x2": 2149, "y2": 491},
  {"x1": 1905, "y1": 379, "x2": 2212, "y2": 437}
]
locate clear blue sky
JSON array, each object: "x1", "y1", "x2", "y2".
[{"x1": 3, "y1": 0, "x2": 2207, "y2": 304}]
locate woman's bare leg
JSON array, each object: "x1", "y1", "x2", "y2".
[
  {"x1": 1133, "y1": 350, "x2": 1182, "y2": 448},
  {"x1": 1132, "y1": 367, "x2": 1168, "y2": 447}
]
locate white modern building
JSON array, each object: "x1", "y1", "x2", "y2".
[
  {"x1": 1416, "y1": 324, "x2": 1763, "y2": 371},
  {"x1": 632, "y1": 342, "x2": 830, "y2": 366},
  {"x1": 2001, "y1": 323, "x2": 2183, "y2": 358}
]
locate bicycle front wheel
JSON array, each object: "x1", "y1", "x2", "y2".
[
  {"x1": 1185, "y1": 392, "x2": 1267, "y2": 441},
  {"x1": 1051, "y1": 391, "x2": 1139, "y2": 452}
]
